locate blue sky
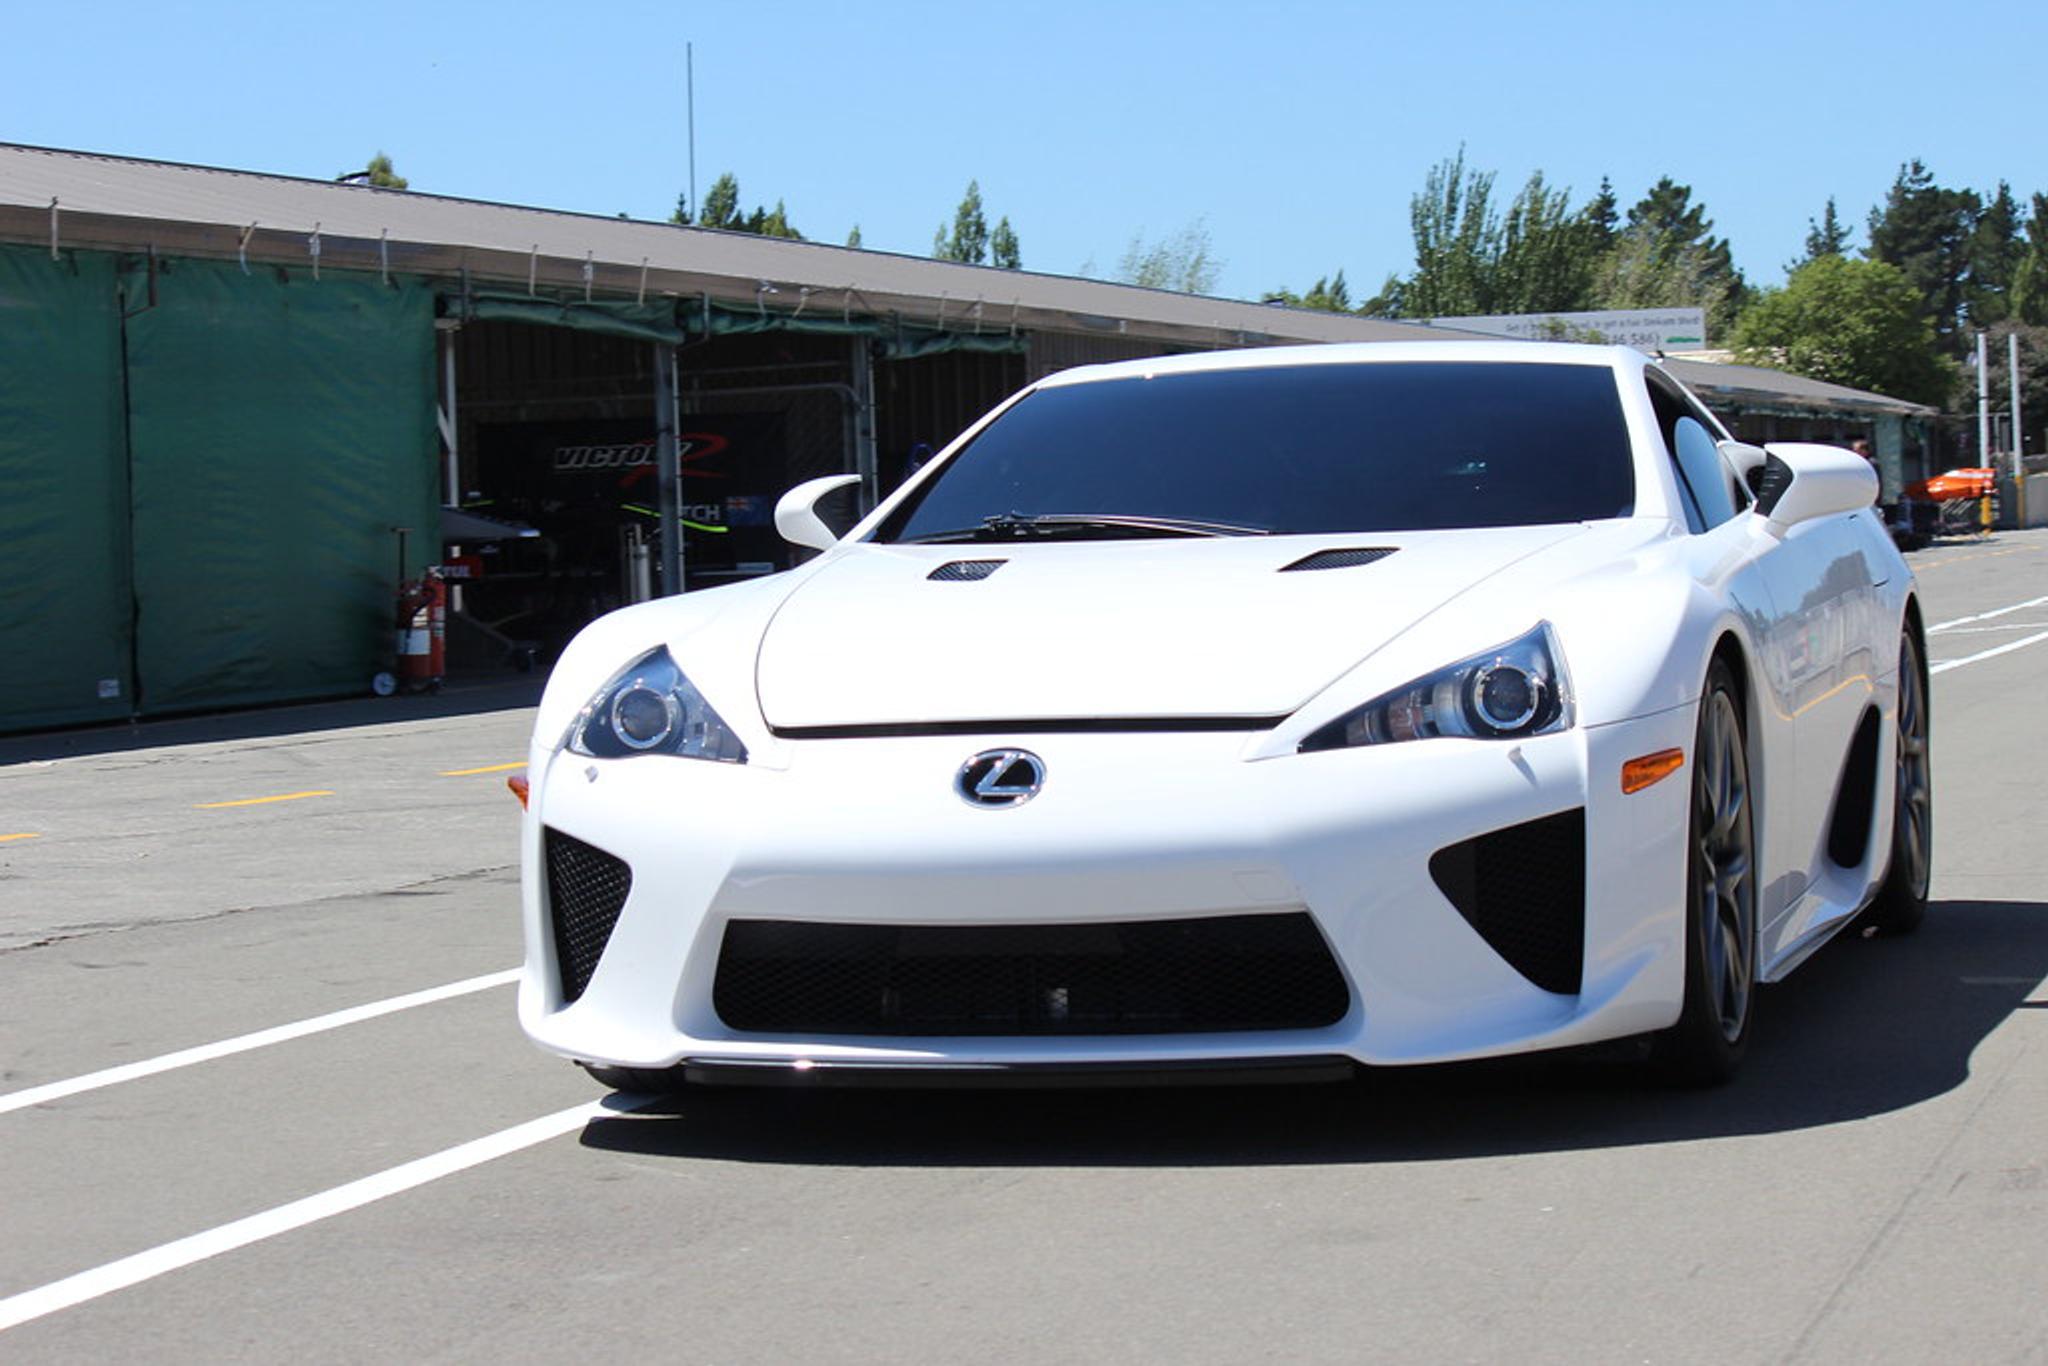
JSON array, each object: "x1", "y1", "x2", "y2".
[{"x1": 6, "y1": 1, "x2": 2041, "y2": 305}]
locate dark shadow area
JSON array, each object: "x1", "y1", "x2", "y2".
[
  {"x1": 581, "y1": 898, "x2": 2048, "y2": 1168},
  {"x1": 0, "y1": 674, "x2": 545, "y2": 765}
]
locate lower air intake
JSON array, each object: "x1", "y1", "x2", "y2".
[
  {"x1": 545, "y1": 828, "x2": 632, "y2": 1005},
  {"x1": 713, "y1": 913, "x2": 1349, "y2": 1036},
  {"x1": 1428, "y1": 809, "x2": 1585, "y2": 995}
]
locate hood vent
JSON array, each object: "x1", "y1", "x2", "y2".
[
  {"x1": 1280, "y1": 547, "x2": 1398, "y2": 573},
  {"x1": 928, "y1": 559, "x2": 1007, "y2": 582}
]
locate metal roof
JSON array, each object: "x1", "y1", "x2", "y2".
[
  {"x1": 1661, "y1": 355, "x2": 1936, "y2": 418},
  {"x1": 0, "y1": 142, "x2": 1442, "y2": 352},
  {"x1": 0, "y1": 142, "x2": 1934, "y2": 417}
]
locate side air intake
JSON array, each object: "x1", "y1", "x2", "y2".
[
  {"x1": 545, "y1": 828, "x2": 632, "y2": 1005},
  {"x1": 928, "y1": 560, "x2": 1006, "y2": 582},
  {"x1": 1280, "y1": 548, "x2": 1398, "y2": 572},
  {"x1": 1428, "y1": 809, "x2": 1586, "y2": 995}
]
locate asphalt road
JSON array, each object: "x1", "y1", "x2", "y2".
[{"x1": 2, "y1": 532, "x2": 2046, "y2": 1364}]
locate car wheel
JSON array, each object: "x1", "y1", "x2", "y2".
[
  {"x1": 1649, "y1": 658, "x2": 1757, "y2": 1086},
  {"x1": 1863, "y1": 630, "x2": 1932, "y2": 935},
  {"x1": 578, "y1": 1061, "x2": 691, "y2": 1095}
]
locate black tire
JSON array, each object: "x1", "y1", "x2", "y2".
[
  {"x1": 578, "y1": 1061, "x2": 691, "y2": 1095},
  {"x1": 1649, "y1": 658, "x2": 1758, "y2": 1086},
  {"x1": 1864, "y1": 630, "x2": 1932, "y2": 935}
]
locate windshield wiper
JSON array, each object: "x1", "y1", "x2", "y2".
[{"x1": 903, "y1": 512, "x2": 1272, "y2": 544}]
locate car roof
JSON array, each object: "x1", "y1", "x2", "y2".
[{"x1": 1034, "y1": 340, "x2": 1646, "y2": 389}]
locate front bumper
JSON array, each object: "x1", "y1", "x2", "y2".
[{"x1": 519, "y1": 709, "x2": 1696, "y2": 1074}]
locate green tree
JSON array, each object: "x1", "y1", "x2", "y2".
[
  {"x1": 1866, "y1": 159, "x2": 1979, "y2": 351},
  {"x1": 1967, "y1": 182, "x2": 2024, "y2": 327},
  {"x1": 1609, "y1": 177, "x2": 1745, "y2": 335},
  {"x1": 934, "y1": 180, "x2": 990, "y2": 264},
  {"x1": 1731, "y1": 255, "x2": 1950, "y2": 405},
  {"x1": 1494, "y1": 171, "x2": 1599, "y2": 313},
  {"x1": 1582, "y1": 176, "x2": 1619, "y2": 255},
  {"x1": 748, "y1": 199, "x2": 801, "y2": 239},
  {"x1": 339, "y1": 152, "x2": 407, "y2": 189},
  {"x1": 669, "y1": 191, "x2": 692, "y2": 226},
  {"x1": 1263, "y1": 271, "x2": 1352, "y2": 312},
  {"x1": 1391, "y1": 154, "x2": 1613, "y2": 318},
  {"x1": 846, "y1": 224, "x2": 863, "y2": 249},
  {"x1": 2013, "y1": 193, "x2": 2048, "y2": 327},
  {"x1": 697, "y1": 172, "x2": 743, "y2": 230},
  {"x1": 681, "y1": 173, "x2": 801, "y2": 239},
  {"x1": 1116, "y1": 220, "x2": 1221, "y2": 294},
  {"x1": 1791, "y1": 197, "x2": 1851, "y2": 269},
  {"x1": 990, "y1": 216, "x2": 1022, "y2": 270},
  {"x1": 1402, "y1": 147, "x2": 1500, "y2": 317},
  {"x1": 1595, "y1": 224, "x2": 1744, "y2": 339}
]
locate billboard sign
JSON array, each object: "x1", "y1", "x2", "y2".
[{"x1": 1430, "y1": 307, "x2": 1709, "y2": 352}]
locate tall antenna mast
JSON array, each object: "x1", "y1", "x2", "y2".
[{"x1": 686, "y1": 42, "x2": 697, "y2": 224}]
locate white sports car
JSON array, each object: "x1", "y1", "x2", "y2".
[{"x1": 517, "y1": 342, "x2": 1930, "y2": 1090}]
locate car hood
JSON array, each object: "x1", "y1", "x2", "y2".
[{"x1": 753, "y1": 526, "x2": 1587, "y2": 728}]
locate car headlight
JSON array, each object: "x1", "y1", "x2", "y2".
[
  {"x1": 1299, "y1": 622, "x2": 1573, "y2": 751},
  {"x1": 564, "y1": 646, "x2": 749, "y2": 763}
]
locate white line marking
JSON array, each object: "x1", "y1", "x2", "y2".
[
  {"x1": 0, "y1": 969, "x2": 519, "y2": 1117},
  {"x1": 0, "y1": 1096, "x2": 635, "y2": 1333},
  {"x1": 1937, "y1": 622, "x2": 2048, "y2": 634},
  {"x1": 1928, "y1": 594, "x2": 2048, "y2": 633},
  {"x1": 1930, "y1": 629, "x2": 2048, "y2": 676}
]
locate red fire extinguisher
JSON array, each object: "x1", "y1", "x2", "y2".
[{"x1": 397, "y1": 569, "x2": 446, "y2": 690}]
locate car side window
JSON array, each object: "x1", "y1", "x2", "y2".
[{"x1": 1647, "y1": 377, "x2": 1742, "y2": 531}]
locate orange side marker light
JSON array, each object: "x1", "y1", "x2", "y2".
[
  {"x1": 507, "y1": 773, "x2": 530, "y2": 809},
  {"x1": 1621, "y1": 748, "x2": 1685, "y2": 794}
]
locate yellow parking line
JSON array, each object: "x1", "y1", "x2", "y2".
[
  {"x1": 195, "y1": 791, "x2": 334, "y2": 810},
  {"x1": 440, "y1": 762, "x2": 526, "y2": 777},
  {"x1": 0, "y1": 832, "x2": 40, "y2": 843}
]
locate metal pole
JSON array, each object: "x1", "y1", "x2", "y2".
[
  {"x1": 850, "y1": 338, "x2": 879, "y2": 514},
  {"x1": 686, "y1": 43, "x2": 696, "y2": 225},
  {"x1": 440, "y1": 331, "x2": 460, "y2": 505},
  {"x1": 654, "y1": 344, "x2": 683, "y2": 594},
  {"x1": 1977, "y1": 332, "x2": 1992, "y2": 466},
  {"x1": 2014, "y1": 330, "x2": 2027, "y2": 527}
]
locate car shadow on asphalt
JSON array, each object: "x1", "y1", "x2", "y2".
[{"x1": 579, "y1": 898, "x2": 2048, "y2": 1167}]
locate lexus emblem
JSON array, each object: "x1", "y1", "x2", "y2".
[{"x1": 957, "y1": 749, "x2": 1045, "y2": 808}]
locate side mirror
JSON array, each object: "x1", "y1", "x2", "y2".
[
  {"x1": 774, "y1": 474, "x2": 862, "y2": 551},
  {"x1": 1754, "y1": 442, "x2": 1879, "y2": 535},
  {"x1": 1717, "y1": 438, "x2": 1768, "y2": 492}
]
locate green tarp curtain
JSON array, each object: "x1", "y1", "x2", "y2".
[
  {"x1": 0, "y1": 244, "x2": 133, "y2": 730},
  {"x1": 879, "y1": 328, "x2": 1028, "y2": 360},
  {"x1": 457, "y1": 290, "x2": 688, "y2": 345},
  {"x1": 443, "y1": 290, "x2": 1027, "y2": 359},
  {"x1": 0, "y1": 246, "x2": 438, "y2": 733},
  {"x1": 122, "y1": 256, "x2": 438, "y2": 714}
]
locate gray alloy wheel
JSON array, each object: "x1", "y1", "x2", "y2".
[
  {"x1": 1865, "y1": 630, "x2": 1932, "y2": 935},
  {"x1": 1649, "y1": 658, "x2": 1757, "y2": 1084}
]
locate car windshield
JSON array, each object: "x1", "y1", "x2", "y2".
[{"x1": 875, "y1": 360, "x2": 1636, "y2": 542}]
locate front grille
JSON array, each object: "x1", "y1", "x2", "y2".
[
  {"x1": 1428, "y1": 809, "x2": 1585, "y2": 995},
  {"x1": 545, "y1": 828, "x2": 632, "y2": 1004},
  {"x1": 713, "y1": 913, "x2": 1349, "y2": 1036}
]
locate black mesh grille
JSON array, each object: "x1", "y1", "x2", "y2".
[
  {"x1": 545, "y1": 828, "x2": 632, "y2": 1004},
  {"x1": 713, "y1": 913, "x2": 1349, "y2": 1036},
  {"x1": 928, "y1": 559, "x2": 1006, "y2": 582},
  {"x1": 1279, "y1": 547, "x2": 1398, "y2": 572},
  {"x1": 1428, "y1": 810, "x2": 1585, "y2": 995}
]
